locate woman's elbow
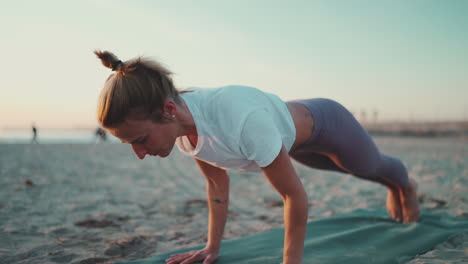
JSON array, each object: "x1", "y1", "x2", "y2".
[{"x1": 282, "y1": 188, "x2": 308, "y2": 204}]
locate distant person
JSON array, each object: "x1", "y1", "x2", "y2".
[
  {"x1": 94, "y1": 50, "x2": 420, "y2": 264},
  {"x1": 95, "y1": 127, "x2": 107, "y2": 143},
  {"x1": 31, "y1": 124, "x2": 38, "y2": 144}
]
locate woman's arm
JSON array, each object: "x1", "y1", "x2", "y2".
[
  {"x1": 165, "y1": 159, "x2": 229, "y2": 264},
  {"x1": 194, "y1": 158, "x2": 230, "y2": 252},
  {"x1": 262, "y1": 145, "x2": 309, "y2": 264}
]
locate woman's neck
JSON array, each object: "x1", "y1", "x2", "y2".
[{"x1": 176, "y1": 97, "x2": 198, "y2": 138}]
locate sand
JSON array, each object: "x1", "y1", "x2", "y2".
[{"x1": 0, "y1": 136, "x2": 467, "y2": 263}]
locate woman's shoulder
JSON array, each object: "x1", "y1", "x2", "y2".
[
  {"x1": 213, "y1": 85, "x2": 267, "y2": 112},
  {"x1": 190, "y1": 85, "x2": 265, "y2": 130},
  {"x1": 183, "y1": 85, "x2": 266, "y2": 110},
  {"x1": 184, "y1": 84, "x2": 263, "y2": 96},
  {"x1": 213, "y1": 85, "x2": 270, "y2": 105},
  {"x1": 217, "y1": 85, "x2": 264, "y2": 95}
]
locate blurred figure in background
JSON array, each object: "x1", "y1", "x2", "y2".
[
  {"x1": 31, "y1": 123, "x2": 38, "y2": 144},
  {"x1": 95, "y1": 127, "x2": 107, "y2": 143}
]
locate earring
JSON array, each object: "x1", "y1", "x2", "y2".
[{"x1": 172, "y1": 115, "x2": 176, "y2": 119}]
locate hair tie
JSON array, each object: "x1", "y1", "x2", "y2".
[{"x1": 111, "y1": 60, "x2": 123, "y2": 71}]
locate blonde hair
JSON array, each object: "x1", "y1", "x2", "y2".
[{"x1": 94, "y1": 50, "x2": 180, "y2": 127}]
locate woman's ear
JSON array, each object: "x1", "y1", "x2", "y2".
[{"x1": 162, "y1": 99, "x2": 177, "y2": 118}]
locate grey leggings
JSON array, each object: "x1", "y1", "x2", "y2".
[{"x1": 290, "y1": 98, "x2": 409, "y2": 188}]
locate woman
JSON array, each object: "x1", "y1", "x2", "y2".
[{"x1": 94, "y1": 50, "x2": 419, "y2": 264}]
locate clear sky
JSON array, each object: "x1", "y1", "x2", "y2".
[{"x1": 1, "y1": 0, "x2": 467, "y2": 128}]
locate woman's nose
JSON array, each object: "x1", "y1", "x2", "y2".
[{"x1": 131, "y1": 144, "x2": 147, "y2": 160}]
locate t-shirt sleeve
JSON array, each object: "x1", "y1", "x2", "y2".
[{"x1": 239, "y1": 109, "x2": 283, "y2": 167}]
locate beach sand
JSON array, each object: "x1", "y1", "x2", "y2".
[{"x1": 0, "y1": 136, "x2": 467, "y2": 263}]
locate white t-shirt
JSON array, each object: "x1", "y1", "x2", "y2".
[{"x1": 175, "y1": 85, "x2": 296, "y2": 172}]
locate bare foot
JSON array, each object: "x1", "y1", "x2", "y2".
[
  {"x1": 399, "y1": 178, "x2": 420, "y2": 223},
  {"x1": 386, "y1": 188, "x2": 403, "y2": 222}
]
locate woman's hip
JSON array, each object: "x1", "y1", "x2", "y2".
[{"x1": 292, "y1": 98, "x2": 362, "y2": 149}]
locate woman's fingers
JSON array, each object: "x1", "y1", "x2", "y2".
[
  {"x1": 202, "y1": 254, "x2": 217, "y2": 264},
  {"x1": 165, "y1": 250, "x2": 217, "y2": 264},
  {"x1": 165, "y1": 251, "x2": 193, "y2": 263},
  {"x1": 180, "y1": 252, "x2": 204, "y2": 264},
  {"x1": 170, "y1": 250, "x2": 195, "y2": 258}
]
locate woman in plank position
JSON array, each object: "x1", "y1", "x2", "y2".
[{"x1": 95, "y1": 51, "x2": 420, "y2": 264}]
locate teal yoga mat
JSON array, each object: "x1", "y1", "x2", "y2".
[{"x1": 117, "y1": 209, "x2": 468, "y2": 264}]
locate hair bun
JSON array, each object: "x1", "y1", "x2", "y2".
[
  {"x1": 94, "y1": 50, "x2": 123, "y2": 71},
  {"x1": 111, "y1": 60, "x2": 123, "y2": 71}
]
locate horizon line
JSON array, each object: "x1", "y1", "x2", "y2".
[{"x1": 2, "y1": 119, "x2": 468, "y2": 130}]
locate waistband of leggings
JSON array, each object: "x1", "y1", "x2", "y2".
[{"x1": 292, "y1": 99, "x2": 324, "y2": 144}]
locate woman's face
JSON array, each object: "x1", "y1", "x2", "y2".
[{"x1": 107, "y1": 118, "x2": 179, "y2": 159}]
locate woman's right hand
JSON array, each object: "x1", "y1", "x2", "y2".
[{"x1": 165, "y1": 247, "x2": 219, "y2": 264}]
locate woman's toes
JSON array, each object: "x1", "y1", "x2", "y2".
[
  {"x1": 386, "y1": 189, "x2": 403, "y2": 222},
  {"x1": 399, "y1": 179, "x2": 420, "y2": 223}
]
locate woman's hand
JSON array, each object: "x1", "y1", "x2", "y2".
[{"x1": 165, "y1": 247, "x2": 218, "y2": 264}]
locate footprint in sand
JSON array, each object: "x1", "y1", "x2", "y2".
[
  {"x1": 75, "y1": 219, "x2": 118, "y2": 228},
  {"x1": 418, "y1": 194, "x2": 447, "y2": 209}
]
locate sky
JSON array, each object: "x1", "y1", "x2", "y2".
[{"x1": 1, "y1": 0, "x2": 467, "y2": 128}]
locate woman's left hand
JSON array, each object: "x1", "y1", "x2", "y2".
[{"x1": 165, "y1": 248, "x2": 218, "y2": 264}]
